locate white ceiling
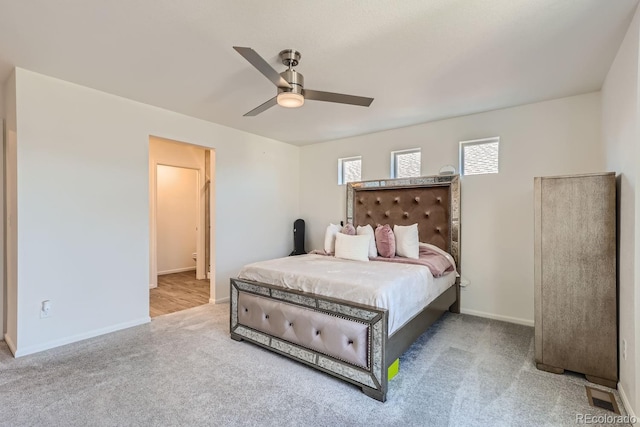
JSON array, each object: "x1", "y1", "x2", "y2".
[{"x1": 0, "y1": 0, "x2": 637, "y2": 145}]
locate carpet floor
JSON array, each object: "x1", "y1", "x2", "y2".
[{"x1": 0, "y1": 303, "x2": 630, "y2": 426}]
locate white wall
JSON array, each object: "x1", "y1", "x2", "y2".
[
  {"x1": 0, "y1": 120, "x2": 3, "y2": 340},
  {"x1": 8, "y1": 68, "x2": 299, "y2": 356},
  {"x1": 3, "y1": 71, "x2": 16, "y2": 348},
  {"x1": 0, "y1": 78, "x2": 4, "y2": 340},
  {"x1": 0, "y1": 83, "x2": 5, "y2": 118},
  {"x1": 300, "y1": 92, "x2": 604, "y2": 326},
  {"x1": 156, "y1": 165, "x2": 198, "y2": 274},
  {"x1": 602, "y1": 3, "x2": 640, "y2": 421}
]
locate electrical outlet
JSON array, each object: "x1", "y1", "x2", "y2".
[
  {"x1": 460, "y1": 277, "x2": 470, "y2": 290},
  {"x1": 622, "y1": 339, "x2": 627, "y2": 360},
  {"x1": 40, "y1": 300, "x2": 51, "y2": 319}
]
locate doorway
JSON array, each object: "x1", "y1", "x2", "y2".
[
  {"x1": 156, "y1": 165, "x2": 198, "y2": 277},
  {"x1": 148, "y1": 136, "x2": 214, "y2": 317}
]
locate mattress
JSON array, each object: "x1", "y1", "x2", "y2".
[{"x1": 237, "y1": 254, "x2": 456, "y2": 334}]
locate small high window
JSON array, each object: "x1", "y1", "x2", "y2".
[
  {"x1": 338, "y1": 156, "x2": 362, "y2": 185},
  {"x1": 391, "y1": 148, "x2": 421, "y2": 178},
  {"x1": 460, "y1": 137, "x2": 500, "y2": 176}
]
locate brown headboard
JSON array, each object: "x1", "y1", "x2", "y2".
[{"x1": 346, "y1": 175, "x2": 460, "y2": 270}]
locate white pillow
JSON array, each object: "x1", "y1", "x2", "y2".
[
  {"x1": 394, "y1": 224, "x2": 419, "y2": 259},
  {"x1": 356, "y1": 224, "x2": 377, "y2": 258},
  {"x1": 324, "y1": 223, "x2": 342, "y2": 254},
  {"x1": 334, "y1": 233, "x2": 370, "y2": 262}
]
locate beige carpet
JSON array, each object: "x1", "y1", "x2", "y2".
[{"x1": 0, "y1": 303, "x2": 630, "y2": 426}]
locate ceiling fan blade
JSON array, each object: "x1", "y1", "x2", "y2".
[
  {"x1": 233, "y1": 46, "x2": 291, "y2": 89},
  {"x1": 304, "y1": 89, "x2": 374, "y2": 107},
  {"x1": 244, "y1": 96, "x2": 278, "y2": 116}
]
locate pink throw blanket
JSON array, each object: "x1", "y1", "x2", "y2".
[
  {"x1": 372, "y1": 245, "x2": 455, "y2": 277},
  {"x1": 310, "y1": 245, "x2": 456, "y2": 277}
]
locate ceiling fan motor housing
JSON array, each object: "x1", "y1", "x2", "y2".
[{"x1": 279, "y1": 69, "x2": 304, "y2": 95}]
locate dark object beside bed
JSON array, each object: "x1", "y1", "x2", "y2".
[
  {"x1": 289, "y1": 218, "x2": 306, "y2": 256},
  {"x1": 230, "y1": 175, "x2": 461, "y2": 401}
]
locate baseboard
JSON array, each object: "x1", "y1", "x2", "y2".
[
  {"x1": 210, "y1": 297, "x2": 229, "y2": 304},
  {"x1": 618, "y1": 382, "x2": 639, "y2": 426},
  {"x1": 11, "y1": 316, "x2": 151, "y2": 358},
  {"x1": 158, "y1": 267, "x2": 196, "y2": 275},
  {"x1": 460, "y1": 308, "x2": 534, "y2": 327},
  {"x1": 3, "y1": 333, "x2": 17, "y2": 356}
]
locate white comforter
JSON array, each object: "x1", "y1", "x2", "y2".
[{"x1": 237, "y1": 254, "x2": 456, "y2": 334}]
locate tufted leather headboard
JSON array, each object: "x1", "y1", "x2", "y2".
[{"x1": 346, "y1": 175, "x2": 460, "y2": 270}]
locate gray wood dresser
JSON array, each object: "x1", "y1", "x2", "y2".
[{"x1": 534, "y1": 172, "x2": 617, "y2": 388}]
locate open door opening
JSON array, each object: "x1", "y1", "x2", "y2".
[{"x1": 148, "y1": 136, "x2": 214, "y2": 317}]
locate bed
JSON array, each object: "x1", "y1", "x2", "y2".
[{"x1": 230, "y1": 175, "x2": 461, "y2": 402}]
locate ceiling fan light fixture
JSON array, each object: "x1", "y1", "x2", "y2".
[{"x1": 277, "y1": 92, "x2": 304, "y2": 108}]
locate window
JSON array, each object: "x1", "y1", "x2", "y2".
[
  {"x1": 391, "y1": 148, "x2": 421, "y2": 178},
  {"x1": 460, "y1": 137, "x2": 499, "y2": 176},
  {"x1": 338, "y1": 156, "x2": 362, "y2": 185}
]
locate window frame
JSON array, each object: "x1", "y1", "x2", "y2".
[
  {"x1": 338, "y1": 155, "x2": 362, "y2": 185},
  {"x1": 390, "y1": 148, "x2": 422, "y2": 179},
  {"x1": 459, "y1": 137, "x2": 500, "y2": 176}
]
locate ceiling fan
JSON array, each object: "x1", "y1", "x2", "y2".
[{"x1": 233, "y1": 46, "x2": 374, "y2": 116}]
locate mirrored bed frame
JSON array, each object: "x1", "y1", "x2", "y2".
[{"x1": 230, "y1": 175, "x2": 460, "y2": 402}]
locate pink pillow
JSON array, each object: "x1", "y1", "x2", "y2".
[
  {"x1": 375, "y1": 224, "x2": 395, "y2": 258},
  {"x1": 341, "y1": 223, "x2": 356, "y2": 235}
]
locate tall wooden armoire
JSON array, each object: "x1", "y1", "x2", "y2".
[{"x1": 534, "y1": 172, "x2": 617, "y2": 388}]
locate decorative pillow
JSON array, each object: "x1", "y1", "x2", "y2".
[
  {"x1": 324, "y1": 223, "x2": 342, "y2": 254},
  {"x1": 334, "y1": 233, "x2": 370, "y2": 262},
  {"x1": 356, "y1": 224, "x2": 377, "y2": 258},
  {"x1": 374, "y1": 224, "x2": 395, "y2": 258},
  {"x1": 394, "y1": 224, "x2": 419, "y2": 259},
  {"x1": 341, "y1": 223, "x2": 356, "y2": 235},
  {"x1": 419, "y1": 242, "x2": 457, "y2": 274}
]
